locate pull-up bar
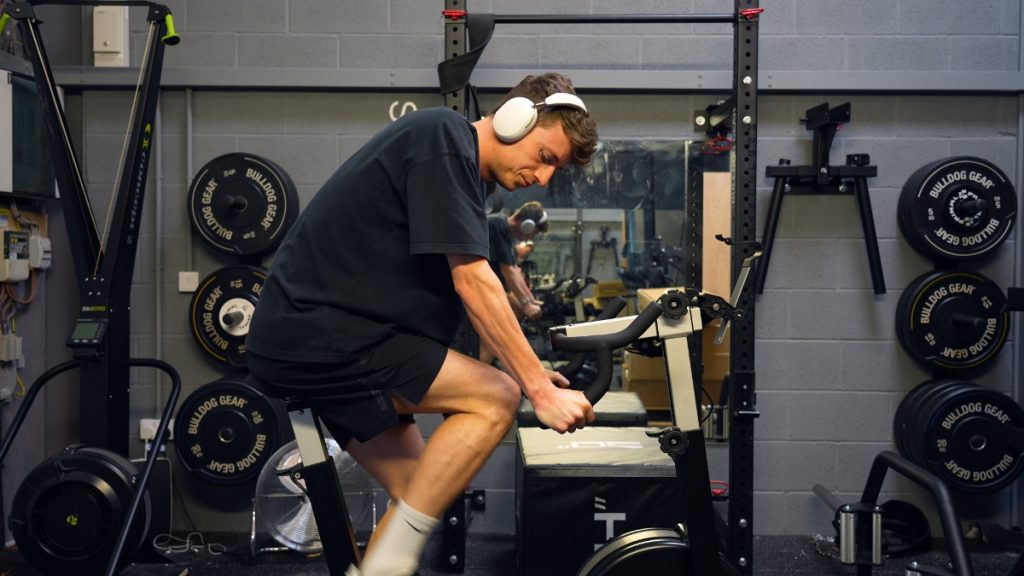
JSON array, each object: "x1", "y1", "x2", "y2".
[
  {"x1": 489, "y1": 14, "x2": 735, "y2": 24},
  {"x1": 442, "y1": 9, "x2": 760, "y2": 25}
]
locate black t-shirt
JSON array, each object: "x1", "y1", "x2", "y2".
[
  {"x1": 487, "y1": 215, "x2": 515, "y2": 287},
  {"x1": 246, "y1": 108, "x2": 489, "y2": 363}
]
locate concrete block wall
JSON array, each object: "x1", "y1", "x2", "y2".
[
  {"x1": 753, "y1": 93, "x2": 1019, "y2": 535},
  {"x1": 113, "y1": 0, "x2": 1018, "y2": 73},
  {"x1": 4, "y1": 0, "x2": 1021, "y2": 541}
]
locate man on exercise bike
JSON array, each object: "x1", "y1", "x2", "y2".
[
  {"x1": 246, "y1": 72, "x2": 599, "y2": 576},
  {"x1": 479, "y1": 201, "x2": 549, "y2": 365}
]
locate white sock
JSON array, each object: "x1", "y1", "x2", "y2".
[
  {"x1": 359, "y1": 500, "x2": 439, "y2": 576},
  {"x1": 345, "y1": 564, "x2": 361, "y2": 576}
]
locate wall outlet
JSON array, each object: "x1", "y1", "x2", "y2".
[{"x1": 178, "y1": 271, "x2": 199, "y2": 293}]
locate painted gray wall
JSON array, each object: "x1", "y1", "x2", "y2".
[{"x1": 1, "y1": 0, "x2": 1021, "y2": 544}]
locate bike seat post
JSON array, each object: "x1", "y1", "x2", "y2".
[{"x1": 285, "y1": 400, "x2": 362, "y2": 574}]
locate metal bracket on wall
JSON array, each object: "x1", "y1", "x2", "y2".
[{"x1": 754, "y1": 102, "x2": 886, "y2": 295}]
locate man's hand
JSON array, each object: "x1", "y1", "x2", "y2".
[
  {"x1": 547, "y1": 369, "x2": 570, "y2": 388},
  {"x1": 530, "y1": 386, "x2": 594, "y2": 433},
  {"x1": 524, "y1": 301, "x2": 542, "y2": 319}
]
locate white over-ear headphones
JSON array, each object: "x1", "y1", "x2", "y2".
[
  {"x1": 518, "y1": 210, "x2": 548, "y2": 235},
  {"x1": 492, "y1": 93, "x2": 588, "y2": 144}
]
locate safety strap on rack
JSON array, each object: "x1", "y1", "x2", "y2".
[{"x1": 437, "y1": 11, "x2": 495, "y2": 119}]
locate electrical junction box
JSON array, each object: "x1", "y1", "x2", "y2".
[
  {"x1": 0, "y1": 230, "x2": 29, "y2": 282},
  {"x1": 93, "y1": 5, "x2": 130, "y2": 67},
  {"x1": 0, "y1": 207, "x2": 49, "y2": 280}
]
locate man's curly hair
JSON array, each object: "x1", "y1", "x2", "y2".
[{"x1": 492, "y1": 73, "x2": 598, "y2": 168}]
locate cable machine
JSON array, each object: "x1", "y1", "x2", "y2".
[
  {"x1": 1, "y1": 0, "x2": 178, "y2": 453},
  {"x1": 438, "y1": 2, "x2": 761, "y2": 573},
  {"x1": 0, "y1": 3, "x2": 180, "y2": 574}
]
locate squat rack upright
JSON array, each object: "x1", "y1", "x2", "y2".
[{"x1": 438, "y1": 2, "x2": 762, "y2": 574}]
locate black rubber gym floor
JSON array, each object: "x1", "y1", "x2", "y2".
[{"x1": 1, "y1": 534, "x2": 1021, "y2": 575}]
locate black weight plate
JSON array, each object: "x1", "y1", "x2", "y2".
[
  {"x1": 9, "y1": 446, "x2": 150, "y2": 575},
  {"x1": 919, "y1": 383, "x2": 1024, "y2": 492},
  {"x1": 898, "y1": 156, "x2": 1017, "y2": 261},
  {"x1": 895, "y1": 270, "x2": 1010, "y2": 374},
  {"x1": 577, "y1": 527, "x2": 741, "y2": 576},
  {"x1": 174, "y1": 377, "x2": 282, "y2": 486},
  {"x1": 907, "y1": 380, "x2": 966, "y2": 466},
  {"x1": 894, "y1": 381, "x2": 945, "y2": 460},
  {"x1": 190, "y1": 265, "x2": 265, "y2": 368},
  {"x1": 188, "y1": 153, "x2": 299, "y2": 257},
  {"x1": 895, "y1": 380, "x2": 961, "y2": 465},
  {"x1": 912, "y1": 381, "x2": 973, "y2": 471}
]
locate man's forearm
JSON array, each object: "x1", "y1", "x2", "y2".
[
  {"x1": 452, "y1": 257, "x2": 548, "y2": 397},
  {"x1": 504, "y1": 264, "x2": 536, "y2": 304}
]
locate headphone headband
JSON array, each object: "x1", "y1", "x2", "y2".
[
  {"x1": 539, "y1": 92, "x2": 587, "y2": 113},
  {"x1": 517, "y1": 204, "x2": 548, "y2": 235}
]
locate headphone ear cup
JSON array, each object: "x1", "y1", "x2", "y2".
[
  {"x1": 493, "y1": 97, "x2": 538, "y2": 143},
  {"x1": 518, "y1": 219, "x2": 536, "y2": 235}
]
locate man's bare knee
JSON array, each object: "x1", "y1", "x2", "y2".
[{"x1": 478, "y1": 372, "x2": 521, "y2": 429}]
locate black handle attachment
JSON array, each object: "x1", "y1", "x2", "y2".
[
  {"x1": 556, "y1": 296, "x2": 628, "y2": 383},
  {"x1": 551, "y1": 302, "x2": 665, "y2": 405}
]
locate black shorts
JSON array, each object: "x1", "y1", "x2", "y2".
[{"x1": 246, "y1": 332, "x2": 448, "y2": 446}]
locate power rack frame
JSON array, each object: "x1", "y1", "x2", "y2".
[{"x1": 437, "y1": 2, "x2": 761, "y2": 574}]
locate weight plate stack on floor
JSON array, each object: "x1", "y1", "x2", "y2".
[
  {"x1": 174, "y1": 377, "x2": 287, "y2": 487},
  {"x1": 895, "y1": 269, "x2": 1010, "y2": 375},
  {"x1": 577, "y1": 527, "x2": 741, "y2": 576},
  {"x1": 894, "y1": 380, "x2": 1024, "y2": 493},
  {"x1": 897, "y1": 156, "x2": 1017, "y2": 263},
  {"x1": 8, "y1": 446, "x2": 151, "y2": 575},
  {"x1": 189, "y1": 265, "x2": 266, "y2": 369},
  {"x1": 188, "y1": 152, "x2": 300, "y2": 257}
]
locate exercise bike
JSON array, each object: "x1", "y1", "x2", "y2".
[
  {"x1": 549, "y1": 251, "x2": 759, "y2": 575},
  {"x1": 550, "y1": 289, "x2": 739, "y2": 575}
]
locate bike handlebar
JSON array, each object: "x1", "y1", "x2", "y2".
[
  {"x1": 557, "y1": 296, "x2": 628, "y2": 381},
  {"x1": 551, "y1": 301, "x2": 665, "y2": 404}
]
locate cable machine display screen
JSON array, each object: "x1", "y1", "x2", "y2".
[{"x1": 67, "y1": 317, "x2": 108, "y2": 346}]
